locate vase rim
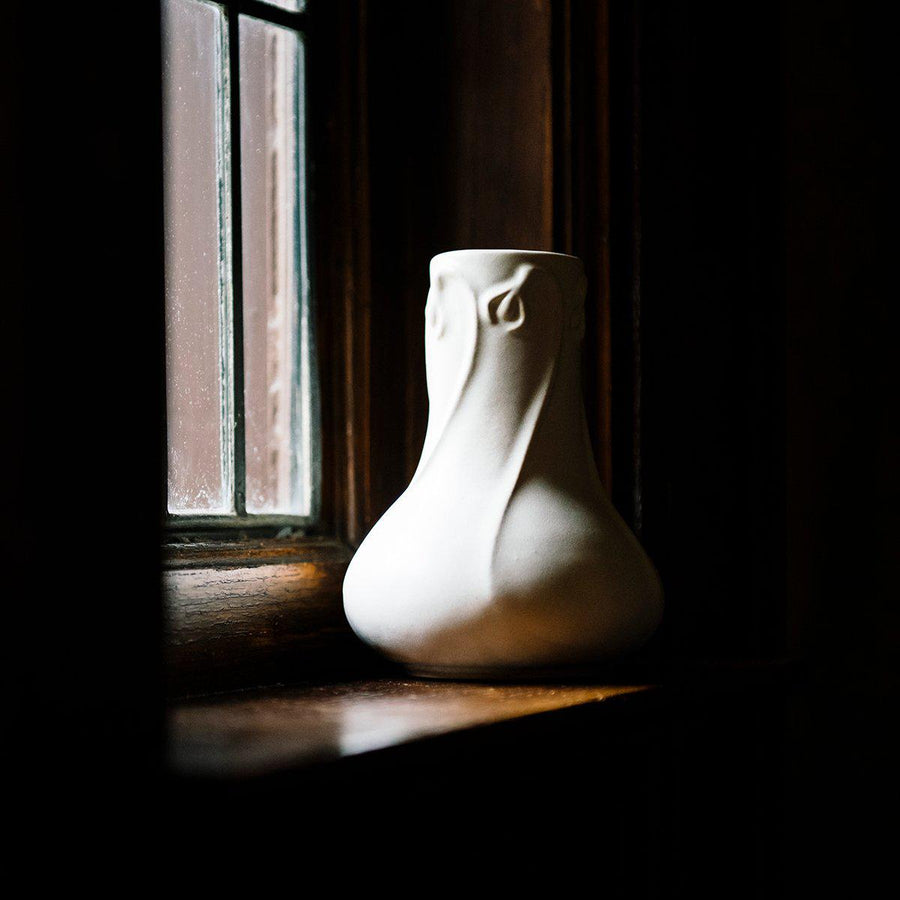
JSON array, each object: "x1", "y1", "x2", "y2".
[{"x1": 431, "y1": 248, "x2": 582, "y2": 263}]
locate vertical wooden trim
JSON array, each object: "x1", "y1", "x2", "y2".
[
  {"x1": 593, "y1": 0, "x2": 614, "y2": 494},
  {"x1": 346, "y1": 0, "x2": 373, "y2": 546},
  {"x1": 308, "y1": 0, "x2": 372, "y2": 548},
  {"x1": 607, "y1": 0, "x2": 643, "y2": 532},
  {"x1": 540, "y1": 0, "x2": 557, "y2": 252},
  {"x1": 628, "y1": 1, "x2": 644, "y2": 536},
  {"x1": 552, "y1": 0, "x2": 573, "y2": 256},
  {"x1": 555, "y1": 0, "x2": 614, "y2": 491}
]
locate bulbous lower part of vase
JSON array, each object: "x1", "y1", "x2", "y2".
[{"x1": 342, "y1": 249, "x2": 663, "y2": 678}]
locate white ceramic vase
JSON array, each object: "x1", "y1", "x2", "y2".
[{"x1": 343, "y1": 249, "x2": 663, "y2": 678}]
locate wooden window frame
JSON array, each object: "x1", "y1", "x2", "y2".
[{"x1": 164, "y1": 1, "x2": 381, "y2": 696}]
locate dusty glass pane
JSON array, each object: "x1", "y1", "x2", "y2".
[
  {"x1": 257, "y1": 1, "x2": 305, "y2": 12},
  {"x1": 162, "y1": 0, "x2": 233, "y2": 514},
  {"x1": 240, "y1": 17, "x2": 311, "y2": 516}
]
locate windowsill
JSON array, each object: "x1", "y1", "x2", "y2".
[
  {"x1": 163, "y1": 536, "x2": 371, "y2": 696},
  {"x1": 167, "y1": 678, "x2": 659, "y2": 779},
  {"x1": 165, "y1": 659, "x2": 796, "y2": 782}
]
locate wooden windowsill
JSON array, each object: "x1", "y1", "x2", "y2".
[
  {"x1": 167, "y1": 677, "x2": 659, "y2": 780},
  {"x1": 166, "y1": 659, "x2": 797, "y2": 784},
  {"x1": 163, "y1": 537, "x2": 377, "y2": 696}
]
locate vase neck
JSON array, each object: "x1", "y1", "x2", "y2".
[{"x1": 415, "y1": 253, "x2": 590, "y2": 492}]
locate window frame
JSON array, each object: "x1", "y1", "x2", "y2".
[
  {"x1": 162, "y1": 0, "x2": 319, "y2": 534},
  {"x1": 162, "y1": 0, "x2": 380, "y2": 696}
]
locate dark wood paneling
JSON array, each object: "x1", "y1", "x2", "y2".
[
  {"x1": 607, "y1": 0, "x2": 644, "y2": 528},
  {"x1": 556, "y1": 0, "x2": 615, "y2": 489},
  {"x1": 442, "y1": 0, "x2": 555, "y2": 251},
  {"x1": 365, "y1": 0, "x2": 558, "y2": 511},
  {"x1": 307, "y1": 0, "x2": 374, "y2": 547},
  {"x1": 362, "y1": 0, "x2": 621, "y2": 520},
  {"x1": 364, "y1": 1, "x2": 440, "y2": 510},
  {"x1": 635, "y1": 1, "x2": 787, "y2": 662}
]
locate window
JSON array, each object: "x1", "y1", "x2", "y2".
[
  {"x1": 161, "y1": 0, "x2": 317, "y2": 531},
  {"x1": 161, "y1": 0, "x2": 373, "y2": 696}
]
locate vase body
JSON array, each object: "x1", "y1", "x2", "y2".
[{"x1": 343, "y1": 250, "x2": 662, "y2": 678}]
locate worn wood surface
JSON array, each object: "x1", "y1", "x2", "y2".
[
  {"x1": 164, "y1": 670, "x2": 792, "y2": 897},
  {"x1": 164, "y1": 535, "x2": 349, "y2": 569},
  {"x1": 169, "y1": 678, "x2": 655, "y2": 778},
  {"x1": 163, "y1": 539, "x2": 382, "y2": 696}
]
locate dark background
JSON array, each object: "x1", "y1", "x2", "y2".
[{"x1": 3, "y1": 1, "x2": 893, "y2": 892}]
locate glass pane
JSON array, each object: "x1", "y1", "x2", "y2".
[
  {"x1": 240, "y1": 17, "x2": 312, "y2": 516},
  {"x1": 257, "y1": 1, "x2": 305, "y2": 12},
  {"x1": 162, "y1": 0, "x2": 233, "y2": 514}
]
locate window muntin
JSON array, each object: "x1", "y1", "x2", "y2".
[{"x1": 161, "y1": 0, "x2": 316, "y2": 527}]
